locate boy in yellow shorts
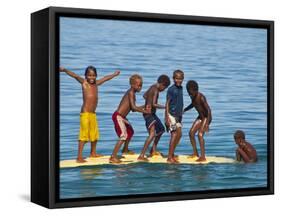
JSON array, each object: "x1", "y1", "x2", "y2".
[{"x1": 60, "y1": 66, "x2": 120, "y2": 163}]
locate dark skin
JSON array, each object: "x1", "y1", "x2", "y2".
[
  {"x1": 60, "y1": 67, "x2": 120, "y2": 163},
  {"x1": 184, "y1": 88, "x2": 212, "y2": 162},
  {"x1": 165, "y1": 73, "x2": 184, "y2": 164},
  {"x1": 137, "y1": 83, "x2": 167, "y2": 161},
  {"x1": 109, "y1": 78, "x2": 151, "y2": 164},
  {"x1": 235, "y1": 137, "x2": 257, "y2": 163}
]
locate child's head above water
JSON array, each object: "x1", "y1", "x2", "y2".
[
  {"x1": 173, "y1": 70, "x2": 184, "y2": 86},
  {"x1": 130, "y1": 74, "x2": 143, "y2": 92},
  {"x1": 84, "y1": 66, "x2": 97, "y2": 84},
  {"x1": 234, "y1": 130, "x2": 245, "y2": 145},
  {"x1": 186, "y1": 80, "x2": 198, "y2": 97},
  {"x1": 157, "y1": 74, "x2": 171, "y2": 91}
]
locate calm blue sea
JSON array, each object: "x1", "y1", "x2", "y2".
[{"x1": 59, "y1": 17, "x2": 267, "y2": 199}]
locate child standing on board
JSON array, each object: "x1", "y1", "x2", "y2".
[
  {"x1": 234, "y1": 130, "x2": 257, "y2": 163},
  {"x1": 184, "y1": 80, "x2": 212, "y2": 162},
  {"x1": 165, "y1": 70, "x2": 184, "y2": 164},
  {"x1": 110, "y1": 74, "x2": 151, "y2": 164},
  {"x1": 60, "y1": 66, "x2": 120, "y2": 163},
  {"x1": 137, "y1": 75, "x2": 171, "y2": 161}
]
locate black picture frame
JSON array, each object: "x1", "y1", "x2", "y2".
[{"x1": 31, "y1": 6, "x2": 274, "y2": 208}]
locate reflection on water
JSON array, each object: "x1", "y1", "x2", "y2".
[{"x1": 59, "y1": 17, "x2": 268, "y2": 199}]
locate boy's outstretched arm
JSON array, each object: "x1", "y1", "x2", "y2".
[
  {"x1": 96, "y1": 70, "x2": 120, "y2": 86},
  {"x1": 59, "y1": 67, "x2": 84, "y2": 84},
  {"x1": 128, "y1": 90, "x2": 150, "y2": 114},
  {"x1": 183, "y1": 103, "x2": 194, "y2": 113}
]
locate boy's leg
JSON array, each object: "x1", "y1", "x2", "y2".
[
  {"x1": 90, "y1": 140, "x2": 103, "y2": 158},
  {"x1": 189, "y1": 119, "x2": 201, "y2": 158},
  {"x1": 196, "y1": 118, "x2": 208, "y2": 162},
  {"x1": 89, "y1": 113, "x2": 101, "y2": 157},
  {"x1": 122, "y1": 123, "x2": 135, "y2": 154},
  {"x1": 150, "y1": 115, "x2": 165, "y2": 156},
  {"x1": 150, "y1": 131, "x2": 163, "y2": 156},
  {"x1": 167, "y1": 130, "x2": 179, "y2": 164},
  {"x1": 110, "y1": 139, "x2": 125, "y2": 163},
  {"x1": 138, "y1": 125, "x2": 156, "y2": 161},
  {"x1": 173, "y1": 127, "x2": 182, "y2": 160},
  {"x1": 77, "y1": 140, "x2": 87, "y2": 163},
  {"x1": 122, "y1": 139, "x2": 135, "y2": 154}
]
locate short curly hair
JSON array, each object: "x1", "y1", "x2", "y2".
[
  {"x1": 173, "y1": 69, "x2": 184, "y2": 78},
  {"x1": 234, "y1": 130, "x2": 245, "y2": 140},
  {"x1": 157, "y1": 75, "x2": 170, "y2": 87},
  {"x1": 186, "y1": 80, "x2": 199, "y2": 91},
  {"x1": 129, "y1": 74, "x2": 143, "y2": 85}
]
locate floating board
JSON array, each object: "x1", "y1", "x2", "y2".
[{"x1": 60, "y1": 154, "x2": 236, "y2": 168}]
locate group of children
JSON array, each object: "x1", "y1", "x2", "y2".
[{"x1": 60, "y1": 66, "x2": 257, "y2": 164}]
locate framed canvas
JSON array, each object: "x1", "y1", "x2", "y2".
[{"x1": 31, "y1": 6, "x2": 274, "y2": 208}]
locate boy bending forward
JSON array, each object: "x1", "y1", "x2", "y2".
[{"x1": 110, "y1": 74, "x2": 150, "y2": 164}]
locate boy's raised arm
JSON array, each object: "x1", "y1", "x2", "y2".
[
  {"x1": 96, "y1": 70, "x2": 120, "y2": 86},
  {"x1": 59, "y1": 67, "x2": 84, "y2": 84}
]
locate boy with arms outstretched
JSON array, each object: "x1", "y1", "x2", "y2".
[
  {"x1": 184, "y1": 80, "x2": 212, "y2": 162},
  {"x1": 110, "y1": 74, "x2": 151, "y2": 164},
  {"x1": 234, "y1": 130, "x2": 257, "y2": 163},
  {"x1": 60, "y1": 66, "x2": 120, "y2": 163},
  {"x1": 165, "y1": 70, "x2": 184, "y2": 164},
  {"x1": 137, "y1": 75, "x2": 171, "y2": 161}
]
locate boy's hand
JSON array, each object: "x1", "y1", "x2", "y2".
[
  {"x1": 165, "y1": 118, "x2": 170, "y2": 132},
  {"x1": 114, "y1": 70, "x2": 120, "y2": 76},
  {"x1": 165, "y1": 116, "x2": 171, "y2": 127},
  {"x1": 59, "y1": 66, "x2": 66, "y2": 72}
]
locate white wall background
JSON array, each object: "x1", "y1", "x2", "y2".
[{"x1": 0, "y1": 0, "x2": 279, "y2": 214}]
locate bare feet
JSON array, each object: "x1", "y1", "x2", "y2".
[
  {"x1": 187, "y1": 154, "x2": 199, "y2": 159},
  {"x1": 122, "y1": 149, "x2": 135, "y2": 155},
  {"x1": 89, "y1": 153, "x2": 103, "y2": 158},
  {"x1": 137, "y1": 156, "x2": 149, "y2": 162},
  {"x1": 76, "y1": 158, "x2": 87, "y2": 163},
  {"x1": 167, "y1": 158, "x2": 179, "y2": 164},
  {"x1": 150, "y1": 151, "x2": 163, "y2": 157},
  {"x1": 173, "y1": 156, "x2": 179, "y2": 162},
  {"x1": 196, "y1": 157, "x2": 207, "y2": 162},
  {"x1": 109, "y1": 156, "x2": 122, "y2": 164}
]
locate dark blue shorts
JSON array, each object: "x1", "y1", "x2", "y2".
[{"x1": 143, "y1": 113, "x2": 165, "y2": 136}]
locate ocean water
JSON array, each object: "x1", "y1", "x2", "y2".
[{"x1": 59, "y1": 17, "x2": 268, "y2": 199}]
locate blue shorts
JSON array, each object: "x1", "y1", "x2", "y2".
[{"x1": 143, "y1": 113, "x2": 165, "y2": 136}]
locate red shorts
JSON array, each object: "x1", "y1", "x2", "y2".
[{"x1": 112, "y1": 111, "x2": 134, "y2": 141}]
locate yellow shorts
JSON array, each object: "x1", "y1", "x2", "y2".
[{"x1": 79, "y1": 112, "x2": 99, "y2": 142}]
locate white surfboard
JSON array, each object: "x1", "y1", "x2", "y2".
[{"x1": 60, "y1": 154, "x2": 236, "y2": 168}]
